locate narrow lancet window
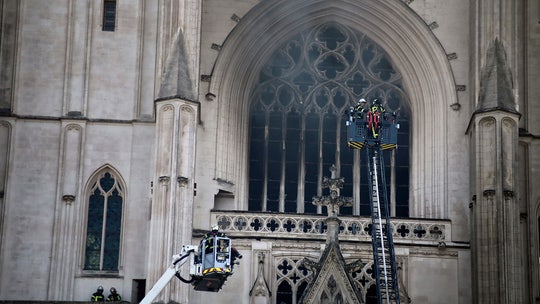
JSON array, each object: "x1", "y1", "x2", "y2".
[{"x1": 84, "y1": 170, "x2": 123, "y2": 271}]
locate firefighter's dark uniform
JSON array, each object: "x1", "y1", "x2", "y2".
[
  {"x1": 107, "y1": 292, "x2": 121, "y2": 301},
  {"x1": 91, "y1": 290, "x2": 105, "y2": 302}
]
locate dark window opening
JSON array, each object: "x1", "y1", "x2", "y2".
[
  {"x1": 102, "y1": 0, "x2": 117, "y2": 32},
  {"x1": 365, "y1": 284, "x2": 378, "y2": 303},
  {"x1": 132, "y1": 279, "x2": 146, "y2": 303},
  {"x1": 248, "y1": 22, "x2": 410, "y2": 216},
  {"x1": 296, "y1": 281, "x2": 308, "y2": 302},
  {"x1": 276, "y1": 281, "x2": 293, "y2": 304}
]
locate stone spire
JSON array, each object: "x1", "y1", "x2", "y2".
[
  {"x1": 476, "y1": 38, "x2": 517, "y2": 114},
  {"x1": 298, "y1": 165, "x2": 364, "y2": 303},
  {"x1": 157, "y1": 29, "x2": 196, "y2": 101}
]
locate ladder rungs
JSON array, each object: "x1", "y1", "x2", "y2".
[{"x1": 368, "y1": 147, "x2": 400, "y2": 303}]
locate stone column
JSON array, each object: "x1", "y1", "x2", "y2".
[
  {"x1": 147, "y1": 1, "x2": 201, "y2": 300},
  {"x1": 468, "y1": 34, "x2": 524, "y2": 303},
  {"x1": 470, "y1": 112, "x2": 522, "y2": 303},
  {"x1": 62, "y1": 0, "x2": 91, "y2": 117},
  {"x1": 146, "y1": 98, "x2": 198, "y2": 303},
  {"x1": 47, "y1": 122, "x2": 84, "y2": 300}
]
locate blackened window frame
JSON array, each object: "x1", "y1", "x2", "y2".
[{"x1": 248, "y1": 22, "x2": 410, "y2": 217}]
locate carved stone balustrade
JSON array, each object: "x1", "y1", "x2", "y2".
[{"x1": 211, "y1": 211, "x2": 454, "y2": 246}]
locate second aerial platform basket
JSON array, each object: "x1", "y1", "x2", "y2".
[{"x1": 346, "y1": 99, "x2": 398, "y2": 150}]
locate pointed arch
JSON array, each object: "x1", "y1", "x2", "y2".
[
  {"x1": 82, "y1": 164, "x2": 126, "y2": 272},
  {"x1": 246, "y1": 21, "x2": 409, "y2": 216},
  {"x1": 211, "y1": 0, "x2": 456, "y2": 217}
]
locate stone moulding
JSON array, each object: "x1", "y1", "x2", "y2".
[{"x1": 62, "y1": 194, "x2": 76, "y2": 204}]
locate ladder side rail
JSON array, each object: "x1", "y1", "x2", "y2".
[
  {"x1": 377, "y1": 150, "x2": 390, "y2": 220},
  {"x1": 372, "y1": 149, "x2": 391, "y2": 304},
  {"x1": 367, "y1": 147, "x2": 383, "y2": 304},
  {"x1": 377, "y1": 149, "x2": 401, "y2": 304}
]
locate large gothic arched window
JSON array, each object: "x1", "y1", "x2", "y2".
[{"x1": 248, "y1": 22, "x2": 410, "y2": 217}]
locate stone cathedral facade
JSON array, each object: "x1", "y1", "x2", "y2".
[{"x1": 0, "y1": 0, "x2": 539, "y2": 303}]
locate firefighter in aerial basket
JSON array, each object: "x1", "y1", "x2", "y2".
[
  {"x1": 367, "y1": 98, "x2": 385, "y2": 138},
  {"x1": 351, "y1": 98, "x2": 368, "y2": 121},
  {"x1": 200, "y1": 225, "x2": 242, "y2": 272}
]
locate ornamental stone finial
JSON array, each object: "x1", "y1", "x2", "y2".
[{"x1": 312, "y1": 165, "x2": 353, "y2": 218}]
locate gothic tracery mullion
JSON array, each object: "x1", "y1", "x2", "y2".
[
  {"x1": 262, "y1": 110, "x2": 269, "y2": 211},
  {"x1": 100, "y1": 174, "x2": 111, "y2": 270},
  {"x1": 297, "y1": 114, "x2": 306, "y2": 213},
  {"x1": 279, "y1": 109, "x2": 287, "y2": 212}
]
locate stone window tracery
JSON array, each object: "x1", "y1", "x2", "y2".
[
  {"x1": 83, "y1": 169, "x2": 124, "y2": 271},
  {"x1": 275, "y1": 258, "x2": 311, "y2": 304},
  {"x1": 248, "y1": 22, "x2": 410, "y2": 216},
  {"x1": 273, "y1": 256, "x2": 397, "y2": 303}
]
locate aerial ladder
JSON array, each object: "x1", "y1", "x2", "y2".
[
  {"x1": 346, "y1": 98, "x2": 400, "y2": 304},
  {"x1": 140, "y1": 235, "x2": 236, "y2": 304}
]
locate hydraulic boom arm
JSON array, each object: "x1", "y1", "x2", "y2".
[
  {"x1": 140, "y1": 235, "x2": 236, "y2": 303},
  {"x1": 139, "y1": 245, "x2": 197, "y2": 304}
]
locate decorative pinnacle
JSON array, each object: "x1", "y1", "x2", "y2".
[{"x1": 312, "y1": 165, "x2": 353, "y2": 217}]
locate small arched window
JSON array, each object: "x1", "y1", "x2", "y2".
[{"x1": 83, "y1": 169, "x2": 124, "y2": 271}]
